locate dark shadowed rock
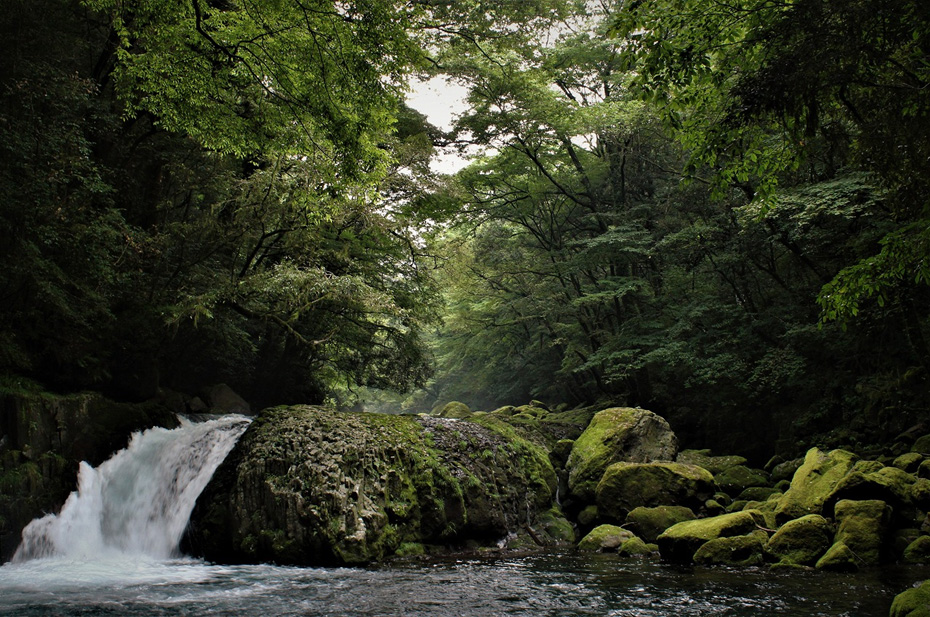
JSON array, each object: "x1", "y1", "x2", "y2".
[{"x1": 186, "y1": 406, "x2": 557, "y2": 565}]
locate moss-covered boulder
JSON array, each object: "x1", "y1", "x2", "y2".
[
  {"x1": 738, "y1": 486, "x2": 781, "y2": 502},
  {"x1": 912, "y1": 435, "x2": 930, "y2": 455},
  {"x1": 774, "y1": 447, "x2": 858, "y2": 524},
  {"x1": 187, "y1": 406, "x2": 557, "y2": 566},
  {"x1": 894, "y1": 453, "x2": 925, "y2": 473},
  {"x1": 619, "y1": 536, "x2": 659, "y2": 558},
  {"x1": 595, "y1": 462, "x2": 714, "y2": 517},
  {"x1": 814, "y1": 541, "x2": 859, "y2": 572},
  {"x1": 656, "y1": 510, "x2": 765, "y2": 562},
  {"x1": 831, "y1": 498, "x2": 891, "y2": 565},
  {"x1": 676, "y1": 450, "x2": 747, "y2": 475},
  {"x1": 535, "y1": 507, "x2": 576, "y2": 545},
  {"x1": 567, "y1": 408, "x2": 678, "y2": 501},
  {"x1": 821, "y1": 462, "x2": 916, "y2": 515},
  {"x1": 904, "y1": 536, "x2": 930, "y2": 564},
  {"x1": 891, "y1": 580, "x2": 930, "y2": 617},
  {"x1": 436, "y1": 401, "x2": 472, "y2": 419},
  {"x1": 693, "y1": 530, "x2": 768, "y2": 566},
  {"x1": 764, "y1": 514, "x2": 832, "y2": 566},
  {"x1": 625, "y1": 505, "x2": 696, "y2": 543},
  {"x1": 577, "y1": 524, "x2": 637, "y2": 552},
  {"x1": 715, "y1": 465, "x2": 769, "y2": 496}
]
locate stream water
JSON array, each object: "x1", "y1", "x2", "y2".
[{"x1": 0, "y1": 415, "x2": 926, "y2": 616}]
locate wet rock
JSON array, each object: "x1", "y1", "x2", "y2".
[
  {"x1": 618, "y1": 536, "x2": 658, "y2": 558},
  {"x1": 187, "y1": 406, "x2": 556, "y2": 566},
  {"x1": 656, "y1": 510, "x2": 765, "y2": 562},
  {"x1": 567, "y1": 408, "x2": 677, "y2": 501},
  {"x1": 625, "y1": 505, "x2": 696, "y2": 543},
  {"x1": 764, "y1": 514, "x2": 832, "y2": 566},
  {"x1": 774, "y1": 448, "x2": 858, "y2": 524}
]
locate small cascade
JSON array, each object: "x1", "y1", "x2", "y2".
[{"x1": 13, "y1": 415, "x2": 250, "y2": 562}]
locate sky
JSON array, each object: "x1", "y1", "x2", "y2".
[{"x1": 405, "y1": 76, "x2": 473, "y2": 174}]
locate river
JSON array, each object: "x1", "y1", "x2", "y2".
[{"x1": 0, "y1": 550, "x2": 926, "y2": 616}]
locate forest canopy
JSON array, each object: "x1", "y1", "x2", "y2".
[{"x1": 1, "y1": 0, "x2": 928, "y2": 456}]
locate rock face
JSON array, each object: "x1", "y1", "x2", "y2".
[
  {"x1": 595, "y1": 462, "x2": 714, "y2": 517},
  {"x1": 186, "y1": 406, "x2": 557, "y2": 565},
  {"x1": 566, "y1": 408, "x2": 678, "y2": 501}
]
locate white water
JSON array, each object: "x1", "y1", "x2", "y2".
[{"x1": 12, "y1": 414, "x2": 250, "y2": 563}]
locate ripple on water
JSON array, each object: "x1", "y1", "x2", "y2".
[{"x1": 0, "y1": 551, "x2": 927, "y2": 617}]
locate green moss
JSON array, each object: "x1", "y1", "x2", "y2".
[
  {"x1": 764, "y1": 514, "x2": 832, "y2": 566},
  {"x1": 578, "y1": 524, "x2": 636, "y2": 552},
  {"x1": 693, "y1": 530, "x2": 768, "y2": 566},
  {"x1": 891, "y1": 580, "x2": 930, "y2": 617}
]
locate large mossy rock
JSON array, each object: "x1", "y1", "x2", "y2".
[
  {"x1": 831, "y1": 498, "x2": 891, "y2": 565},
  {"x1": 714, "y1": 465, "x2": 769, "y2": 496},
  {"x1": 676, "y1": 450, "x2": 747, "y2": 475},
  {"x1": 774, "y1": 447, "x2": 858, "y2": 525},
  {"x1": 625, "y1": 506, "x2": 696, "y2": 543},
  {"x1": 566, "y1": 407, "x2": 678, "y2": 501},
  {"x1": 577, "y1": 524, "x2": 637, "y2": 552},
  {"x1": 821, "y1": 462, "x2": 917, "y2": 515},
  {"x1": 764, "y1": 514, "x2": 832, "y2": 566},
  {"x1": 891, "y1": 580, "x2": 930, "y2": 617},
  {"x1": 595, "y1": 462, "x2": 714, "y2": 517},
  {"x1": 656, "y1": 510, "x2": 765, "y2": 562},
  {"x1": 693, "y1": 530, "x2": 768, "y2": 566},
  {"x1": 186, "y1": 406, "x2": 557, "y2": 566}
]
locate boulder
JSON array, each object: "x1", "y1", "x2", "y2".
[
  {"x1": 618, "y1": 536, "x2": 658, "y2": 558},
  {"x1": 815, "y1": 541, "x2": 859, "y2": 572},
  {"x1": 832, "y1": 498, "x2": 891, "y2": 565},
  {"x1": 912, "y1": 435, "x2": 930, "y2": 455},
  {"x1": 693, "y1": 530, "x2": 768, "y2": 566},
  {"x1": 764, "y1": 514, "x2": 832, "y2": 566},
  {"x1": 715, "y1": 465, "x2": 769, "y2": 496},
  {"x1": 822, "y1": 462, "x2": 916, "y2": 515},
  {"x1": 894, "y1": 452, "x2": 924, "y2": 473},
  {"x1": 436, "y1": 401, "x2": 472, "y2": 419},
  {"x1": 595, "y1": 462, "x2": 715, "y2": 517},
  {"x1": 738, "y1": 486, "x2": 781, "y2": 502},
  {"x1": 656, "y1": 510, "x2": 765, "y2": 562},
  {"x1": 625, "y1": 505, "x2": 696, "y2": 543},
  {"x1": 774, "y1": 448, "x2": 858, "y2": 524},
  {"x1": 187, "y1": 406, "x2": 557, "y2": 565},
  {"x1": 904, "y1": 536, "x2": 930, "y2": 564},
  {"x1": 675, "y1": 450, "x2": 747, "y2": 474},
  {"x1": 567, "y1": 408, "x2": 677, "y2": 501},
  {"x1": 200, "y1": 383, "x2": 251, "y2": 415},
  {"x1": 577, "y1": 524, "x2": 637, "y2": 552},
  {"x1": 770, "y1": 457, "x2": 805, "y2": 483},
  {"x1": 891, "y1": 580, "x2": 930, "y2": 617},
  {"x1": 535, "y1": 507, "x2": 576, "y2": 545}
]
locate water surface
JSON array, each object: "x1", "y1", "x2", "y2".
[{"x1": 0, "y1": 550, "x2": 924, "y2": 616}]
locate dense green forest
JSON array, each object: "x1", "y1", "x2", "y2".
[{"x1": 2, "y1": 0, "x2": 928, "y2": 459}]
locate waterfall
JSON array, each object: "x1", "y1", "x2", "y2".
[{"x1": 13, "y1": 415, "x2": 250, "y2": 562}]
